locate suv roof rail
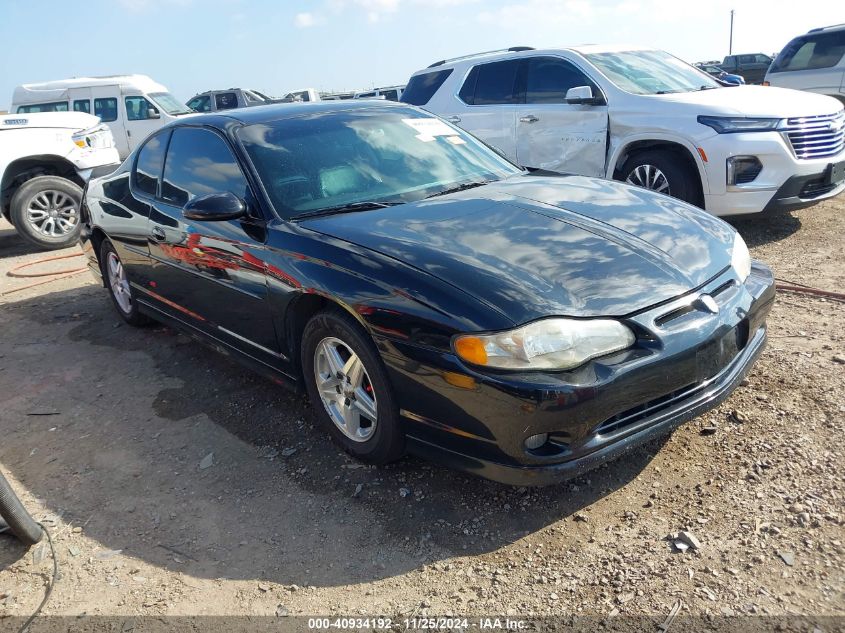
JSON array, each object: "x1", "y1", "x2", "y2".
[
  {"x1": 808, "y1": 23, "x2": 845, "y2": 33},
  {"x1": 427, "y1": 46, "x2": 535, "y2": 68}
]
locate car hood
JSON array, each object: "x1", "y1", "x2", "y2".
[
  {"x1": 652, "y1": 85, "x2": 843, "y2": 118},
  {"x1": 300, "y1": 175, "x2": 737, "y2": 325}
]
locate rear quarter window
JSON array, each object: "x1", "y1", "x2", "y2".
[
  {"x1": 400, "y1": 69, "x2": 454, "y2": 106},
  {"x1": 133, "y1": 131, "x2": 170, "y2": 197}
]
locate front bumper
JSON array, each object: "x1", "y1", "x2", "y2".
[
  {"x1": 383, "y1": 263, "x2": 775, "y2": 486},
  {"x1": 700, "y1": 130, "x2": 844, "y2": 216}
]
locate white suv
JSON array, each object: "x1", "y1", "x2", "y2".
[
  {"x1": 403, "y1": 45, "x2": 845, "y2": 216},
  {"x1": 765, "y1": 24, "x2": 845, "y2": 105}
]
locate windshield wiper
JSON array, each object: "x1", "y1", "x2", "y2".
[
  {"x1": 698, "y1": 85, "x2": 718, "y2": 90},
  {"x1": 425, "y1": 179, "x2": 494, "y2": 198},
  {"x1": 655, "y1": 89, "x2": 680, "y2": 95},
  {"x1": 292, "y1": 200, "x2": 403, "y2": 220}
]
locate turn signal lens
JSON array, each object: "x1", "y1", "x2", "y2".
[{"x1": 454, "y1": 337, "x2": 488, "y2": 365}]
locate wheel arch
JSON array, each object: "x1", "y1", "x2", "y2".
[
  {"x1": 1, "y1": 155, "x2": 82, "y2": 218},
  {"x1": 609, "y1": 136, "x2": 709, "y2": 202},
  {"x1": 284, "y1": 292, "x2": 373, "y2": 377}
]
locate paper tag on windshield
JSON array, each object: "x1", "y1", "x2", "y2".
[{"x1": 402, "y1": 118, "x2": 457, "y2": 142}]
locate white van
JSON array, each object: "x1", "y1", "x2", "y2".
[{"x1": 11, "y1": 75, "x2": 193, "y2": 159}]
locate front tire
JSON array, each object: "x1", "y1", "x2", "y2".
[
  {"x1": 620, "y1": 150, "x2": 700, "y2": 206},
  {"x1": 301, "y1": 310, "x2": 404, "y2": 465},
  {"x1": 100, "y1": 239, "x2": 151, "y2": 326},
  {"x1": 9, "y1": 176, "x2": 83, "y2": 250}
]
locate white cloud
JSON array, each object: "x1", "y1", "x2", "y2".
[
  {"x1": 317, "y1": 0, "x2": 478, "y2": 24},
  {"x1": 118, "y1": 0, "x2": 193, "y2": 12},
  {"x1": 294, "y1": 11, "x2": 322, "y2": 27}
]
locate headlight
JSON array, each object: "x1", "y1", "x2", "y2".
[
  {"x1": 72, "y1": 124, "x2": 114, "y2": 149},
  {"x1": 454, "y1": 318, "x2": 636, "y2": 371},
  {"x1": 732, "y1": 232, "x2": 751, "y2": 282},
  {"x1": 697, "y1": 115, "x2": 781, "y2": 134}
]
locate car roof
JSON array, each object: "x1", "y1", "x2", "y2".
[
  {"x1": 415, "y1": 44, "x2": 655, "y2": 74},
  {"x1": 175, "y1": 99, "x2": 413, "y2": 127},
  {"x1": 808, "y1": 23, "x2": 845, "y2": 33}
]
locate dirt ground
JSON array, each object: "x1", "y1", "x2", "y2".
[{"x1": 0, "y1": 194, "x2": 843, "y2": 627}]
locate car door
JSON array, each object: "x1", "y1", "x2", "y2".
[
  {"x1": 146, "y1": 126, "x2": 281, "y2": 361},
  {"x1": 739, "y1": 54, "x2": 767, "y2": 83},
  {"x1": 452, "y1": 59, "x2": 520, "y2": 161},
  {"x1": 515, "y1": 56, "x2": 608, "y2": 177},
  {"x1": 90, "y1": 85, "x2": 127, "y2": 157},
  {"x1": 123, "y1": 94, "x2": 164, "y2": 153}
]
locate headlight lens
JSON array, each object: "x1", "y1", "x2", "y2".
[
  {"x1": 732, "y1": 232, "x2": 751, "y2": 282},
  {"x1": 454, "y1": 318, "x2": 636, "y2": 371},
  {"x1": 72, "y1": 124, "x2": 114, "y2": 149},
  {"x1": 697, "y1": 115, "x2": 781, "y2": 134}
]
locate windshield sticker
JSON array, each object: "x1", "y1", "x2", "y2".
[
  {"x1": 402, "y1": 118, "x2": 458, "y2": 142},
  {"x1": 445, "y1": 135, "x2": 466, "y2": 145}
]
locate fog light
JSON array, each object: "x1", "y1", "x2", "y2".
[
  {"x1": 524, "y1": 433, "x2": 548, "y2": 450},
  {"x1": 726, "y1": 156, "x2": 763, "y2": 186}
]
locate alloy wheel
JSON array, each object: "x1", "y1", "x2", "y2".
[
  {"x1": 26, "y1": 190, "x2": 79, "y2": 237},
  {"x1": 625, "y1": 164, "x2": 671, "y2": 195},
  {"x1": 313, "y1": 336, "x2": 378, "y2": 442},
  {"x1": 106, "y1": 252, "x2": 132, "y2": 314}
]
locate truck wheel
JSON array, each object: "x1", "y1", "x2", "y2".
[
  {"x1": 620, "y1": 150, "x2": 701, "y2": 206},
  {"x1": 9, "y1": 176, "x2": 83, "y2": 250}
]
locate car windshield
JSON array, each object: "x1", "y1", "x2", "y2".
[
  {"x1": 238, "y1": 107, "x2": 520, "y2": 219},
  {"x1": 587, "y1": 50, "x2": 722, "y2": 95},
  {"x1": 149, "y1": 92, "x2": 193, "y2": 115}
]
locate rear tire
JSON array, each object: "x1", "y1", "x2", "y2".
[
  {"x1": 620, "y1": 150, "x2": 701, "y2": 206},
  {"x1": 100, "y1": 239, "x2": 151, "y2": 327},
  {"x1": 9, "y1": 176, "x2": 83, "y2": 250},
  {"x1": 301, "y1": 310, "x2": 404, "y2": 465}
]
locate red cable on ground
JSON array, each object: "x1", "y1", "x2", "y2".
[
  {"x1": 2, "y1": 252, "x2": 88, "y2": 296},
  {"x1": 776, "y1": 283, "x2": 845, "y2": 302}
]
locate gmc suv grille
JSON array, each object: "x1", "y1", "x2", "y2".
[{"x1": 783, "y1": 111, "x2": 845, "y2": 160}]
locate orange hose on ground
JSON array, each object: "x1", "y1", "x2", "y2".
[
  {"x1": 7, "y1": 252, "x2": 87, "y2": 278},
  {"x1": 2, "y1": 252, "x2": 88, "y2": 296}
]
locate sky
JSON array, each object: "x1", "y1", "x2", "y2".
[{"x1": 1, "y1": 0, "x2": 843, "y2": 110}]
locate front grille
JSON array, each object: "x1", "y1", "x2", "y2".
[
  {"x1": 783, "y1": 111, "x2": 845, "y2": 160},
  {"x1": 596, "y1": 383, "x2": 701, "y2": 436}
]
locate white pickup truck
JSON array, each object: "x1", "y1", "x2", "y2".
[{"x1": 1, "y1": 112, "x2": 119, "y2": 249}]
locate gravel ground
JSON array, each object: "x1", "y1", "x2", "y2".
[{"x1": 0, "y1": 195, "x2": 843, "y2": 627}]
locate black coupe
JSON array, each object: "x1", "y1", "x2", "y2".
[{"x1": 80, "y1": 101, "x2": 775, "y2": 485}]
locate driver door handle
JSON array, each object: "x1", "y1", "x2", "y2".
[
  {"x1": 150, "y1": 226, "x2": 166, "y2": 242},
  {"x1": 519, "y1": 114, "x2": 539, "y2": 123},
  {"x1": 446, "y1": 115, "x2": 461, "y2": 123}
]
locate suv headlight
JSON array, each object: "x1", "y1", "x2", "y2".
[
  {"x1": 697, "y1": 115, "x2": 781, "y2": 134},
  {"x1": 454, "y1": 318, "x2": 636, "y2": 371},
  {"x1": 732, "y1": 232, "x2": 751, "y2": 282}
]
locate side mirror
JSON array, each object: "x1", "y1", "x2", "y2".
[
  {"x1": 565, "y1": 85, "x2": 599, "y2": 105},
  {"x1": 147, "y1": 108, "x2": 161, "y2": 119},
  {"x1": 183, "y1": 192, "x2": 246, "y2": 221}
]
